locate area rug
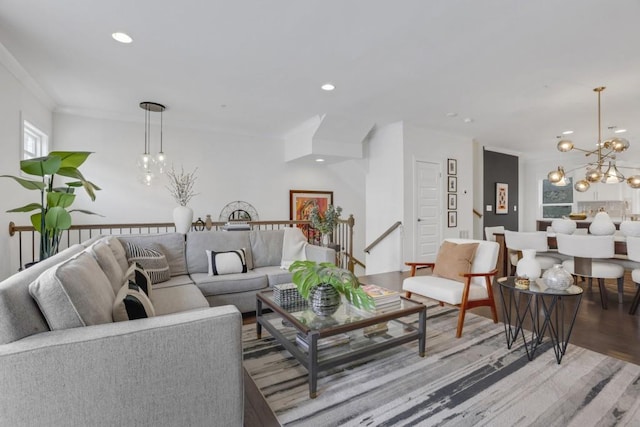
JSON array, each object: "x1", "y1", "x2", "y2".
[{"x1": 243, "y1": 303, "x2": 640, "y2": 426}]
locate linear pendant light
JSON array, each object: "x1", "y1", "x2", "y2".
[{"x1": 137, "y1": 101, "x2": 166, "y2": 185}]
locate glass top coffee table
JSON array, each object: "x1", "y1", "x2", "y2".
[{"x1": 256, "y1": 289, "x2": 426, "y2": 398}]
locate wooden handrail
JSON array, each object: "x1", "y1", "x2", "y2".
[
  {"x1": 473, "y1": 209, "x2": 483, "y2": 218},
  {"x1": 364, "y1": 221, "x2": 402, "y2": 254},
  {"x1": 8, "y1": 217, "x2": 357, "y2": 273}
]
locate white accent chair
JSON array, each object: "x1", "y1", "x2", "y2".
[
  {"x1": 484, "y1": 226, "x2": 505, "y2": 242},
  {"x1": 504, "y1": 230, "x2": 561, "y2": 273},
  {"x1": 556, "y1": 234, "x2": 625, "y2": 309},
  {"x1": 403, "y1": 238, "x2": 499, "y2": 338},
  {"x1": 622, "y1": 236, "x2": 640, "y2": 315}
]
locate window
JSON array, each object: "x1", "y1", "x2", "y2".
[
  {"x1": 22, "y1": 120, "x2": 48, "y2": 160},
  {"x1": 541, "y1": 178, "x2": 573, "y2": 218}
]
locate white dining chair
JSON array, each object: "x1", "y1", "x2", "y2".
[
  {"x1": 556, "y1": 234, "x2": 624, "y2": 309},
  {"x1": 504, "y1": 230, "x2": 561, "y2": 273},
  {"x1": 484, "y1": 226, "x2": 505, "y2": 242},
  {"x1": 622, "y1": 236, "x2": 640, "y2": 315}
]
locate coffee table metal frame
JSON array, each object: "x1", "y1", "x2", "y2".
[
  {"x1": 256, "y1": 290, "x2": 426, "y2": 398},
  {"x1": 497, "y1": 276, "x2": 583, "y2": 364}
]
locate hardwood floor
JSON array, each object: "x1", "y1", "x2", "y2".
[{"x1": 243, "y1": 270, "x2": 640, "y2": 426}]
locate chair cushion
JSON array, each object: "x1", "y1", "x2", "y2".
[
  {"x1": 432, "y1": 241, "x2": 478, "y2": 283},
  {"x1": 562, "y1": 260, "x2": 624, "y2": 279},
  {"x1": 402, "y1": 275, "x2": 489, "y2": 305},
  {"x1": 113, "y1": 281, "x2": 155, "y2": 321},
  {"x1": 29, "y1": 251, "x2": 116, "y2": 330},
  {"x1": 632, "y1": 269, "x2": 640, "y2": 283}
]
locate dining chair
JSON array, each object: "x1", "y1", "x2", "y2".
[
  {"x1": 556, "y1": 234, "x2": 624, "y2": 309},
  {"x1": 403, "y1": 238, "x2": 499, "y2": 338},
  {"x1": 622, "y1": 236, "x2": 640, "y2": 315},
  {"x1": 504, "y1": 231, "x2": 561, "y2": 274},
  {"x1": 484, "y1": 226, "x2": 505, "y2": 242}
]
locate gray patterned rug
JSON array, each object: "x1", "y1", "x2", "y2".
[{"x1": 242, "y1": 302, "x2": 640, "y2": 426}]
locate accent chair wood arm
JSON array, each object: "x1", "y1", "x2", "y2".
[
  {"x1": 405, "y1": 261, "x2": 435, "y2": 277},
  {"x1": 461, "y1": 269, "x2": 498, "y2": 278}
]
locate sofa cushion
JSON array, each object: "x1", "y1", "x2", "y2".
[
  {"x1": 253, "y1": 266, "x2": 293, "y2": 287},
  {"x1": 117, "y1": 233, "x2": 187, "y2": 276},
  {"x1": 250, "y1": 230, "x2": 284, "y2": 268},
  {"x1": 432, "y1": 241, "x2": 478, "y2": 283},
  {"x1": 0, "y1": 244, "x2": 87, "y2": 344},
  {"x1": 151, "y1": 274, "x2": 195, "y2": 290},
  {"x1": 104, "y1": 236, "x2": 129, "y2": 274},
  {"x1": 207, "y1": 249, "x2": 247, "y2": 275},
  {"x1": 151, "y1": 284, "x2": 210, "y2": 315},
  {"x1": 186, "y1": 231, "x2": 253, "y2": 273},
  {"x1": 29, "y1": 251, "x2": 116, "y2": 330},
  {"x1": 113, "y1": 281, "x2": 156, "y2": 321},
  {"x1": 190, "y1": 272, "x2": 268, "y2": 296},
  {"x1": 124, "y1": 242, "x2": 171, "y2": 284},
  {"x1": 89, "y1": 240, "x2": 125, "y2": 294}
]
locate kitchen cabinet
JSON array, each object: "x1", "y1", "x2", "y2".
[{"x1": 573, "y1": 183, "x2": 622, "y2": 201}]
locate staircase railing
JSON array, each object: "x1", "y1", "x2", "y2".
[
  {"x1": 364, "y1": 221, "x2": 402, "y2": 254},
  {"x1": 8, "y1": 215, "x2": 356, "y2": 273}
]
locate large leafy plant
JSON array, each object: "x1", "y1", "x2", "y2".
[
  {"x1": 1, "y1": 151, "x2": 100, "y2": 260},
  {"x1": 289, "y1": 260, "x2": 374, "y2": 310}
]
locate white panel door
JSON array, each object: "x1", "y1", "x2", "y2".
[{"x1": 415, "y1": 160, "x2": 441, "y2": 261}]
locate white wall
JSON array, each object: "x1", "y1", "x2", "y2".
[{"x1": 0, "y1": 60, "x2": 53, "y2": 280}]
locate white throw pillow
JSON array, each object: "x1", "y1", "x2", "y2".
[
  {"x1": 206, "y1": 249, "x2": 247, "y2": 276},
  {"x1": 113, "y1": 280, "x2": 156, "y2": 322}
]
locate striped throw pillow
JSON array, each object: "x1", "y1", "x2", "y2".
[{"x1": 124, "y1": 242, "x2": 171, "y2": 284}]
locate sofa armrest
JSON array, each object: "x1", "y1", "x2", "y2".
[
  {"x1": 0, "y1": 306, "x2": 243, "y2": 427},
  {"x1": 305, "y1": 244, "x2": 336, "y2": 264}
]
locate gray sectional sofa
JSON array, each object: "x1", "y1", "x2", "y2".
[{"x1": 0, "y1": 228, "x2": 333, "y2": 426}]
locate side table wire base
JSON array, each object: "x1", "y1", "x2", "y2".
[{"x1": 498, "y1": 277, "x2": 583, "y2": 364}]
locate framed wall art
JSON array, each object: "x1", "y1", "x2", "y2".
[
  {"x1": 448, "y1": 211, "x2": 457, "y2": 228},
  {"x1": 448, "y1": 193, "x2": 457, "y2": 210},
  {"x1": 496, "y1": 182, "x2": 508, "y2": 214},
  {"x1": 447, "y1": 158, "x2": 457, "y2": 175},
  {"x1": 289, "y1": 190, "x2": 333, "y2": 241},
  {"x1": 447, "y1": 176, "x2": 457, "y2": 193}
]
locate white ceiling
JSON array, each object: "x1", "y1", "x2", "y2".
[{"x1": 2, "y1": 0, "x2": 640, "y2": 156}]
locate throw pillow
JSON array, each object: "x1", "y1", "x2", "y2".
[
  {"x1": 124, "y1": 241, "x2": 171, "y2": 284},
  {"x1": 206, "y1": 249, "x2": 247, "y2": 276},
  {"x1": 432, "y1": 241, "x2": 479, "y2": 283},
  {"x1": 29, "y1": 251, "x2": 116, "y2": 330},
  {"x1": 113, "y1": 280, "x2": 156, "y2": 322},
  {"x1": 89, "y1": 240, "x2": 125, "y2": 295},
  {"x1": 124, "y1": 262, "x2": 153, "y2": 299}
]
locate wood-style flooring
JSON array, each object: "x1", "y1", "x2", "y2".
[{"x1": 243, "y1": 270, "x2": 640, "y2": 426}]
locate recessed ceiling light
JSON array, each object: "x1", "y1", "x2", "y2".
[
  {"x1": 463, "y1": 118, "x2": 474, "y2": 123},
  {"x1": 112, "y1": 32, "x2": 133, "y2": 44},
  {"x1": 321, "y1": 83, "x2": 335, "y2": 91},
  {"x1": 562, "y1": 130, "x2": 574, "y2": 135},
  {"x1": 615, "y1": 128, "x2": 627, "y2": 134},
  {"x1": 446, "y1": 112, "x2": 458, "y2": 118},
  {"x1": 315, "y1": 158, "x2": 325, "y2": 162}
]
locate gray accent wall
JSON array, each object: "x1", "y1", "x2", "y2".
[{"x1": 483, "y1": 149, "x2": 518, "y2": 233}]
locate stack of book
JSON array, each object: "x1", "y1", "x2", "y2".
[
  {"x1": 296, "y1": 333, "x2": 351, "y2": 351},
  {"x1": 360, "y1": 284, "x2": 401, "y2": 309},
  {"x1": 222, "y1": 222, "x2": 251, "y2": 231}
]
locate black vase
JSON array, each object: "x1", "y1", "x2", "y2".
[{"x1": 309, "y1": 284, "x2": 341, "y2": 316}]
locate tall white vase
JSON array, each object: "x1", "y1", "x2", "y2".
[
  {"x1": 173, "y1": 206, "x2": 194, "y2": 234},
  {"x1": 516, "y1": 249, "x2": 541, "y2": 280}
]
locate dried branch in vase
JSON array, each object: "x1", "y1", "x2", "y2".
[{"x1": 166, "y1": 165, "x2": 198, "y2": 206}]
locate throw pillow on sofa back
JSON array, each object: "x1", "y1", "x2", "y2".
[
  {"x1": 124, "y1": 241, "x2": 171, "y2": 284},
  {"x1": 206, "y1": 249, "x2": 247, "y2": 275},
  {"x1": 113, "y1": 280, "x2": 155, "y2": 322}
]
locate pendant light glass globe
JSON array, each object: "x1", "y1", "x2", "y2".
[
  {"x1": 138, "y1": 171, "x2": 154, "y2": 186},
  {"x1": 557, "y1": 140, "x2": 574, "y2": 152},
  {"x1": 574, "y1": 179, "x2": 590, "y2": 192},
  {"x1": 137, "y1": 153, "x2": 153, "y2": 173},
  {"x1": 154, "y1": 152, "x2": 168, "y2": 174},
  {"x1": 547, "y1": 167, "x2": 565, "y2": 183},
  {"x1": 602, "y1": 161, "x2": 624, "y2": 184},
  {"x1": 585, "y1": 167, "x2": 603, "y2": 183},
  {"x1": 627, "y1": 175, "x2": 640, "y2": 189},
  {"x1": 604, "y1": 137, "x2": 630, "y2": 152}
]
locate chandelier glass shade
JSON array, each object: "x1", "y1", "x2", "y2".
[
  {"x1": 547, "y1": 87, "x2": 639, "y2": 192},
  {"x1": 138, "y1": 101, "x2": 167, "y2": 184}
]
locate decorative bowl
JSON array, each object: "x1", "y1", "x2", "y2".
[{"x1": 568, "y1": 213, "x2": 587, "y2": 220}]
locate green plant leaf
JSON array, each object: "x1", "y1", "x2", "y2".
[
  {"x1": 47, "y1": 191, "x2": 76, "y2": 208},
  {"x1": 0, "y1": 175, "x2": 45, "y2": 190},
  {"x1": 68, "y1": 209, "x2": 104, "y2": 216},
  {"x1": 57, "y1": 168, "x2": 99, "y2": 201},
  {"x1": 44, "y1": 206, "x2": 72, "y2": 231},
  {"x1": 7, "y1": 203, "x2": 43, "y2": 213},
  {"x1": 20, "y1": 156, "x2": 61, "y2": 177},
  {"x1": 30, "y1": 212, "x2": 43, "y2": 233},
  {"x1": 48, "y1": 151, "x2": 93, "y2": 169}
]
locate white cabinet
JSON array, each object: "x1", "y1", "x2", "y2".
[{"x1": 574, "y1": 183, "x2": 622, "y2": 202}]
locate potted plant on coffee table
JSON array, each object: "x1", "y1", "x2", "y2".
[
  {"x1": 289, "y1": 260, "x2": 374, "y2": 316},
  {"x1": 1, "y1": 151, "x2": 100, "y2": 261}
]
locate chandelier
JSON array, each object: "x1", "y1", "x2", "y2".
[
  {"x1": 136, "y1": 101, "x2": 167, "y2": 186},
  {"x1": 547, "y1": 87, "x2": 640, "y2": 192}
]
